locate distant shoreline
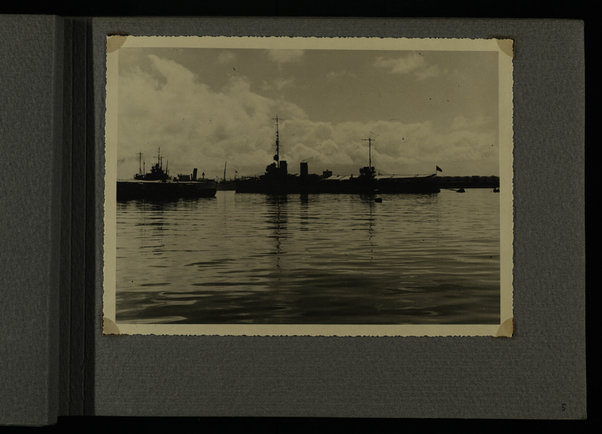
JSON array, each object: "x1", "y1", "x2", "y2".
[{"x1": 436, "y1": 175, "x2": 499, "y2": 189}]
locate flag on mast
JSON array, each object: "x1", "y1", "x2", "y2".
[{"x1": 436, "y1": 165, "x2": 443, "y2": 172}]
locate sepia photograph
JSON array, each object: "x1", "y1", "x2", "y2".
[{"x1": 103, "y1": 36, "x2": 513, "y2": 336}]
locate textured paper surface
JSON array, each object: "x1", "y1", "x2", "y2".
[
  {"x1": 0, "y1": 15, "x2": 64, "y2": 426},
  {"x1": 92, "y1": 18, "x2": 585, "y2": 419}
]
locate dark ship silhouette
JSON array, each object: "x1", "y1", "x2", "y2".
[
  {"x1": 235, "y1": 117, "x2": 441, "y2": 195},
  {"x1": 117, "y1": 148, "x2": 217, "y2": 200}
]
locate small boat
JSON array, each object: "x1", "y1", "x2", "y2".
[{"x1": 456, "y1": 188, "x2": 466, "y2": 193}]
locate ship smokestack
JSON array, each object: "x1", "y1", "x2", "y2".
[
  {"x1": 280, "y1": 160, "x2": 288, "y2": 177},
  {"x1": 300, "y1": 162, "x2": 308, "y2": 178},
  {"x1": 192, "y1": 168, "x2": 198, "y2": 181}
]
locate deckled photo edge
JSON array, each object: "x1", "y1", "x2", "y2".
[{"x1": 102, "y1": 35, "x2": 514, "y2": 337}]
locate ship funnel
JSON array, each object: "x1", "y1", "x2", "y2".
[
  {"x1": 300, "y1": 162, "x2": 308, "y2": 178},
  {"x1": 192, "y1": 168, "x2": 198, "y2": 181}
]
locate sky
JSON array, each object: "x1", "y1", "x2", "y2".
[{"x1": 116, "y1": 46, "x2": 499, "y2": 180}]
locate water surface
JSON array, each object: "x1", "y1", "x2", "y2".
[{"x1": 116, "y1": 189, "x2": 500, "y2": 324}]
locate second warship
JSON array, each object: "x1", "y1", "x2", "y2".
[{"x1": 235, "y1": 117, "x2": 440, "y2": 195}]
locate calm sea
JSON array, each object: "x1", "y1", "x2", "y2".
[{"x1": 115, "y1": 189, "x2": 500, "y2": 324}]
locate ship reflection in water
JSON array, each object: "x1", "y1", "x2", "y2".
[{"x1": 116, "y1": 189, "x2": 500, "y2": 324}]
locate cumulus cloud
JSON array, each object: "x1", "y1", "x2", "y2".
[
  {"x1": 117, "y1": 54, "x2": 497, "y2": 179},
  {"x1": 261, "y1": 77, "x2": 295, "y2": 91},
  {"x1": 374, "y1": 53, "x2": 441, "y2": 80},
  {"x1": 258, "y1": 117, "x2": 497, "y2": 177},
  {"x1": 414, "y1": 64, "x2": 441, "y2": 81},
  {"x1": 118, "y1": 55, "x2": 305, "y2": 178},
  {"x1": 375, "y1": 53, "x2": 425, "y2": 73}
]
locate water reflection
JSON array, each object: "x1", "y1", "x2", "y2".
[
  {"x1": 357, "y1": 195, "x2": 376, "y2": 260},
  {"x1": 116, "y1": 190, "x2": 500, "y2": 324},
  {"x1": 265, "y1": 194, "x2": 288, "y2": 273},
  {"x1": 299, "y1": 194, "x2": 309, "y2": 231}
]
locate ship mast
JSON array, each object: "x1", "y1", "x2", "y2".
[
  {"x1": 224, "y1": 161, "x2": 227, "y2": 181},
  {"x1": 138, "y1": 152, "x2": 143, "y2": 175},
  {"x1": 362, "y1": 137, "x2": 375, "y2": 170},
  {"x1": 273, "y1": 116, "x2": 280, "y2": 169}
]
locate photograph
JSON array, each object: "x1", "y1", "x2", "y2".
[{"x1": 103, "y1": 36, "x2": 513, "y2": 336}]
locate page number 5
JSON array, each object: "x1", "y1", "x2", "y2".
[{"x1": 561, "y1": 403, "x2": 567, "y2": 412}]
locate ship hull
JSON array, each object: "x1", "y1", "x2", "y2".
[
  {"x1": 117, "y1": 180, "x2": 217, "y2": 200},
  {"x1": 235, "y1": 174, "x2": 440, "y2": 194}
]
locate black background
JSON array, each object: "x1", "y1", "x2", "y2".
[
  {"x1": 0, "y1": 1, "x2": 592, "y2": 432},
  {"x1": 0, "y1": 0, "x2": 589, "y2": 18}
]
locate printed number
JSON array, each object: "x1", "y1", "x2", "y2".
[{"x1": 561, "y1": 403, "x2": 567, "y2": 412}]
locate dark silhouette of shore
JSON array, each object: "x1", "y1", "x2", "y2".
[{"x1": 436, "y1": 176, "x2": 499, "y2": 189}]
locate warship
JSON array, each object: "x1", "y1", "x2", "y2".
[
  {"x1": 117, "y1": 149, "x2": 217, "y2": 200},
  {"x1": 235, "y1": 117, "x2": 440, "y2": 195}
]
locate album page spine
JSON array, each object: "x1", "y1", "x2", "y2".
[{"x1": 63, "y1": 16, "x2": 97, "y2": 419}]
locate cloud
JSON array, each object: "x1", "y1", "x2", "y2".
[
  {"x1": 274, "y1": 77, "x2": 294, "y2": 90},
  {"x1": 375, "y1": 53, "x2": 425, "y2": 73},
  {"x1": 267, "y1": 117, "x2": 497, "y2": 176},
  {"x1": 267, "y1": 49, "x2": 305, "y2": 63},
  {"x1": 262, "y1": 77, "x2": 295, "y2": 91},
  {"x1": 117, "y1": 54, "x2": 498, "y2": 179},
  {"x1": 118, "y1": 55, "x2": 306, "y2": 179},
  {"x1": 374, "y1": 53, "x2": 441, "y2": 80},
  {"x1": 449, "y1": 114, "x2": 493, "y2": 131},
  {"x1": 414, "y1": 64, "x2": 441, "y2": 80},
  {"x1": 217, "y1": 51, "x2": 236, "y2": 63}
]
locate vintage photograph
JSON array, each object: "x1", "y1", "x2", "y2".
[{"x1": 103, "y1": 36, "x2": 513, "y2": 336}]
